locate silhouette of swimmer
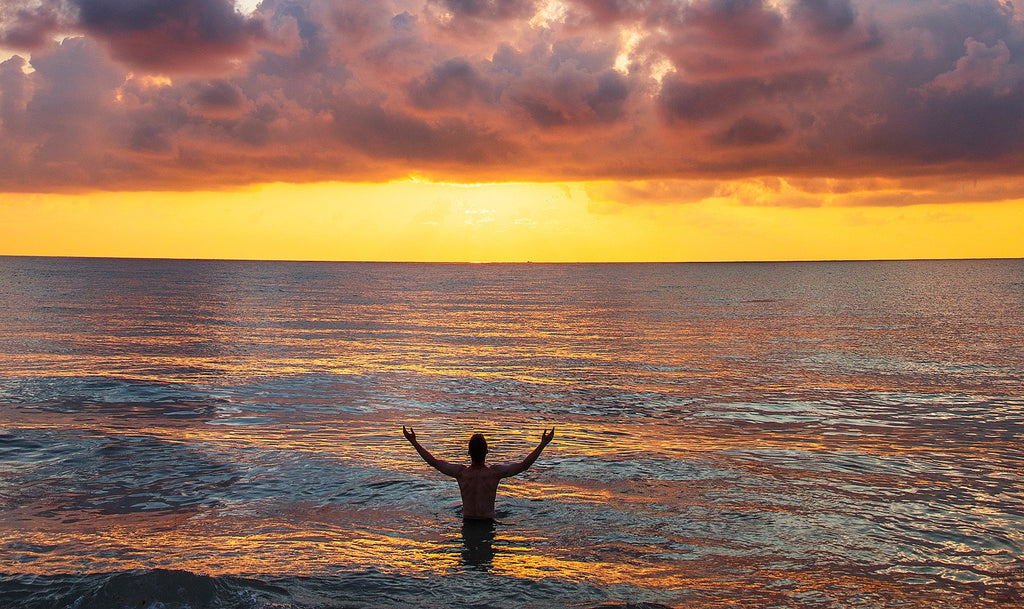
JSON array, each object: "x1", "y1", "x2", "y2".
[{"x1": 403, "y1": 426, "x2": 554, "y2": 520}]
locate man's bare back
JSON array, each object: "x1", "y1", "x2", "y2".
[{"x1": 403, "y1": 426, "x2": 555, "y2": 520}]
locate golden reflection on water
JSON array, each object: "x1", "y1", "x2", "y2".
[
  {"x1": 2, "y1": 404, "x2": 718, "y2": 594},
  {"x1": 2, "y1": 260, "x2": 1023, "y2": 607},
  {"x1": 4, "y1": 503, "x2": 707, "y2": 594}
]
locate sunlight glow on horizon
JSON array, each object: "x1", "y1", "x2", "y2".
[{"x1": 2, "y1": 180, "x2": 1022, "y2": 263}]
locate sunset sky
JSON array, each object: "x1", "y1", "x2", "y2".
[{"x1": 2, "y1": 0, "x2": 1023, "y2": 262}]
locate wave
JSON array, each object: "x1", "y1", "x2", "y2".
[
  {"x1": 0, "y1": 569, "x2": 286, "y2": 609},
  {"x1": 0, "y1": 569, "x2": 678, "y2": 609}
]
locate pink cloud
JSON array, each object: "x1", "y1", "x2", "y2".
[
  {"x1": 927, "y1": 38, "x2": 1021, "y2": 95},
  {"x1": 0, "y1": 0, "x2": 1023, "y2": 198}
]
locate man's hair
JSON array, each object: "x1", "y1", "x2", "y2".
[{"x1": 468, "y1": 433, "x2": 488, "y2": 464}]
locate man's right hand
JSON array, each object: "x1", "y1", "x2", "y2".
[{"x1": 540, "y1": 427, "x2": 554, "y2": 447}]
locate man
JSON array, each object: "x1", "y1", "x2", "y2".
[{"x1": 403, "y1": 426, "x2": 555, "y2": 520}]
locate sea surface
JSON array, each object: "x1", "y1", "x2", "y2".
[{"x1": 0, "y1": 257, "x2": 1022, "y2": 609}]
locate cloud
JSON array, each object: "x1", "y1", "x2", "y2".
[
  {"x1": 791, "y1": 0, "x2": 856, "y2": 37},
  {"x1": 188, "y1": 79, "x2": 248, "y2": 117},
  {"x1": 589, "y1": 175, "x2": 1024, "y2": 209},
  {"x1": 658, "y1": 71, "x2": 829, "y2": 122},
  {"x1": 332, "y1": 99, "x2": 517, "y2": 166},
  {"x1": 0, "y1": 0, "x2": 264, "y2": 71},
  {"x1": 431, "y1": 0, "x2": 540, "y2": 21},
  {"x1": 0, "y1": 1, "x2": 63, "y2": 49},
  {"x1": 680, "y1": 0, "x2": 785, "y2": 51},
  {"x1": 926, "y1": 37, "x2": 1021, "y2": 95},
  {"x1": 711, "y1": 116, "x2": 788, "y2": 147},
  {"x1": 1, "y1": 0, "x2": 1024, "y2": 199},
  {"x1": 407, "y1": 58, "x2": 495, "y2": 110}
]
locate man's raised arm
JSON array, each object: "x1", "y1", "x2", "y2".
[
  {"x1": 403, "y1": 426, "x2": 463, "y2": 477},
  {"x1": 494, "y1": 428, "x2": 555, "y2": 478}
]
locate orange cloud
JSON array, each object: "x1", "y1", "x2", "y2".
[{"x1": 0, "y1": 0, "x2": 1023, "y2": 200}]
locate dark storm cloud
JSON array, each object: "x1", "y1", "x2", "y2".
[
  {"x1": 503, "y1": 67, "x2": 630, "y2": 128},
  {"x1": 658, "y1": 71, "x2": 830, "y2": 122},
  {"x1": 332, "y1": 99, "x2": 516, "y2": 165},
  {"x1": 0, "y1": 0, "x2": 263, "y2": 70},
  {"x1": 502, "y1": 40, "x2": 631, "y2": 128},
  {"x1": 434, "y1": 0, "x2": 540, "y2": 20},
  {"x1": 712, "y1": 116, "x2": 788, "y2": 147},
  {"x1": 791, "y1": 0, "x2": 856, "y2": 36},
  {"x1": 407, "y1": 58, "x2": 495, "y2": 109},
  {"x1": 857, "y1": 78, "x2": 1024, "y2": 163},
  {"x1": 190, "y1": 79, "x2": 247, "y2": 117},
  {"x1": 128, "y1": 122, "x2": 173, "y2": 153},
  {"x1": 68, "y1": 0, "x2": 265, "y2": 71},
  {"x1": 1, "y1": 0, "x2": 1024, "y2": 198}
]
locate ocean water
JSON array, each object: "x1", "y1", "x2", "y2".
[{"x1": 0, "y1": 257, "x2": 1022, "y2": 609}]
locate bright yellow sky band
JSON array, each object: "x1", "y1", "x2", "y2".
[{"x1": 2, "y1": 180, "x2": 1022, "y2": 262}]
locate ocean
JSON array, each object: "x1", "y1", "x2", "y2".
[{"x1": 0, "y1": 257, "x2": 1021, "y2": 608}]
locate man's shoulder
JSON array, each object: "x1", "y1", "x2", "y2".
[
  {"x1": 432, "y1": 459, "x2": 467, "y2": 477},
  {"x1": 459, "y1": 464, "x2": 501, "y2": 477},
  {"x1": 486, "y1": 463, "x2": 520, "y2": 478}
]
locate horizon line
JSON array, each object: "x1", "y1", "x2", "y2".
[{"x1": 2, "y1": 254, "x2": 1022, "y2": 265}]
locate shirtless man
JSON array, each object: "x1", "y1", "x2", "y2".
[{"x1": 403, "y1": 426, "x2": 555, "y2": 520}]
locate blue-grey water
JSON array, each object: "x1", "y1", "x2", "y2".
[{"x1": 0, "y1": 257, "x2": 1022, "y2": 608}]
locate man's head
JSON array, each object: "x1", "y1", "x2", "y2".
[{"x1": 468, "y1": 433, "x2": 488, "y2": 464}]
